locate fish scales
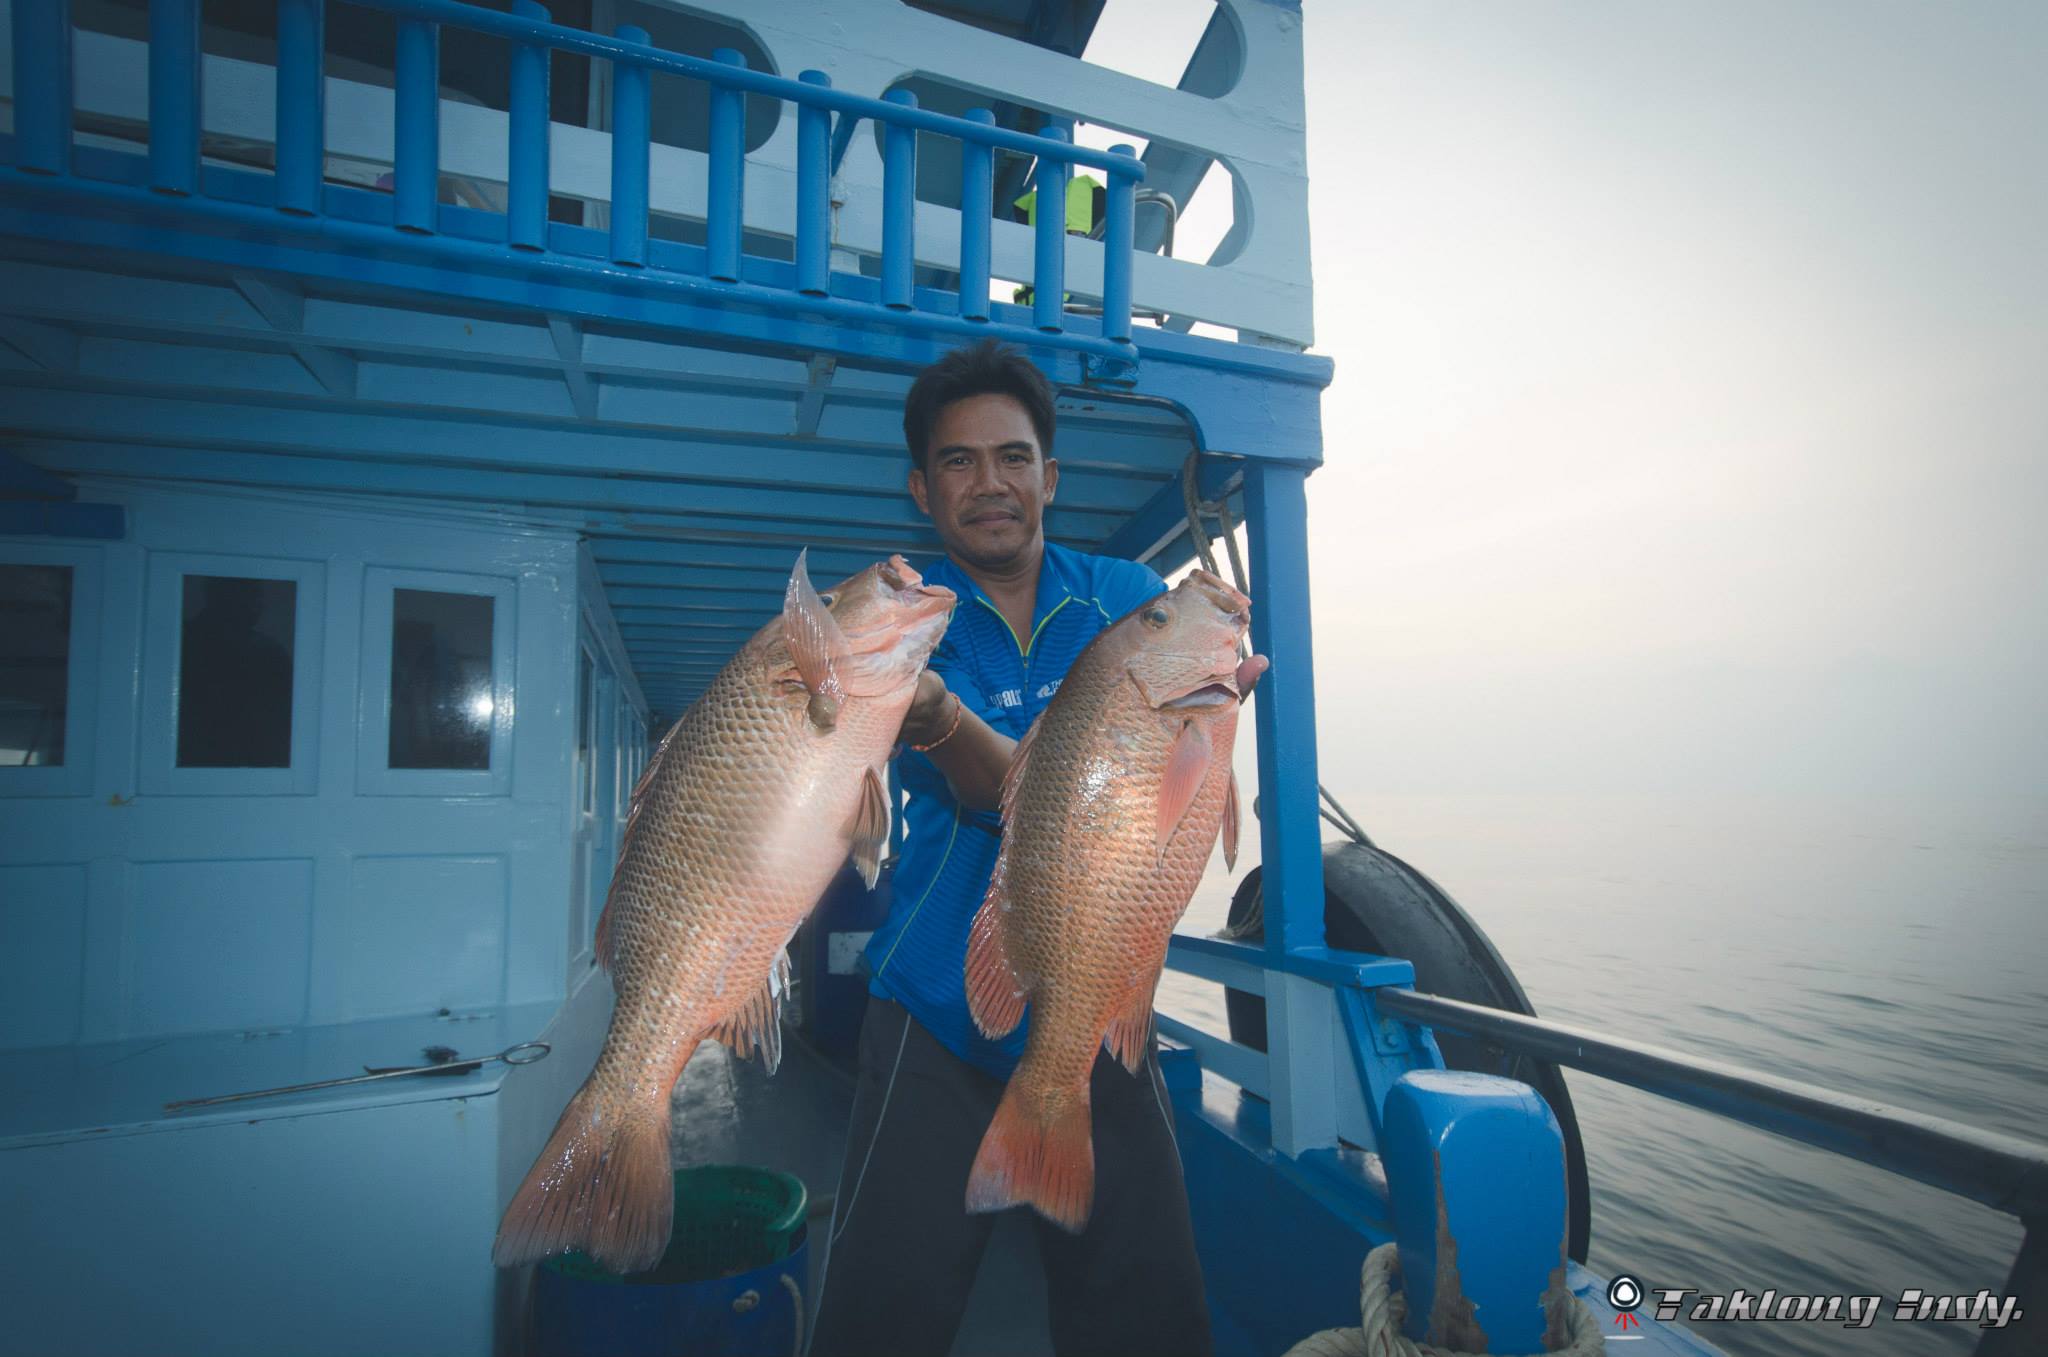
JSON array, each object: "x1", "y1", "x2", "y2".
[
  {"x1": 495, "y1": 553, "x2": 952, "y2": 1274},
  {"x1": 965, "y1": 569, "x2": 1257, "y2": 1230}
]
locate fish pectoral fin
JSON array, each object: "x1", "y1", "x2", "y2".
[
  {"x1": 783, "y1": 549, "x2": 850, "y2": 722},
  {"x1": 1102, "y1": 984, "x2": 1156, "y2": 1076},
  {"x1": 998, "y1": 718, "x2": 1041, "y2": 830},
  {"x1": 1222, "y1": 770, "x2": 1241, "y2": 871},
  {"x1": 965, "y1": 887, "x2": 1028, "y2": 1039},
  {"x1": 708, "y1": 949, "x2": 790, "y2": 1075},
  {"x1": 849, "y1": 766, "x2": 888, "y2": 889},
  {"x1": 1156, "y1": 718, "x2": 1214, "y2": 859}
]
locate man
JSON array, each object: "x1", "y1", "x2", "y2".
[{"x1": 808, "y1": 340, "x2": 1217, "y2": 1357}]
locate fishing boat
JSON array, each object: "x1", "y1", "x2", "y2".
[{"x1": 1, "y1": 1, "x2": 2039, "y2": 1354}]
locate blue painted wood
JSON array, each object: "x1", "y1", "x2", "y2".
[
  {"x1": 795, "y1": 73, "x2": 832, "y2": 296},
  {"x1": 507, "y1": 0, "x2": 551, "y2": 252},
  {"x1": 0, "y1": 502, "x2": 123, "y2": 538},
  {"x1": 148, "y1": 0, "x2": 202, "y2": 197},
  {"x1": 610, "y1": 26, "x2": 652, "y2": 268},
  {"x1": 958, "y1": 109, "x2": 996, "y2": 322},
  {"x1": 0, "y1": 449, "x2": 75, "y2": 499},
  {"x1": 882, "y1": 89, "x2": 918, "y2": 310},
  {"x1": 1033, "y1": 128, "x2": 1070, "y2": 333},
  {"x1": 274, "y1": 0, "x2": 325, "y2": 215},
  {"x1": 1381, "y1": 1071, "x2": 1568, "y2": 1353},
  {"x1": 394, "y1": 18, "x2": 440, "y2": 235},
  {"x1": 0, "y1": 540, "x2": 101, "y2": 802},
  {"x1": 706, "y1": 48, "x2": 747, "y2": 283}
]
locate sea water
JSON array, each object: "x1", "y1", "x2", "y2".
[{"x1": 1159, "y1": 791, "x2": 2048, "y2": 1357}]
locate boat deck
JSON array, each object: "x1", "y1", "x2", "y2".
[{"x1": 665, "y1": 1031, "x2": 1056, "y2": 1357}]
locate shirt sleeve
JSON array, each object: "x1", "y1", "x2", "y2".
[{"x1": 1094, "y1": 556, "x2": 1167, "y2": 623}]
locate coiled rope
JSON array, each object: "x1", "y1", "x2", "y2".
[
  {"x1": 1179, "y1": 453, "x2": 1376, "y2": 850},
  {"x1": 1281, "y1": 1244, "x2": 1606, "y2": 1357}
]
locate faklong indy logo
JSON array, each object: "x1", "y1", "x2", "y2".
[{"x1": 1603, "y1": 1273, "x2": 2025, "y2": 1335}]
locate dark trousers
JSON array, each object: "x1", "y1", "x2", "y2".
[{"x1": 808, "y1": 997, "x2": 1213, "y2": 1357}]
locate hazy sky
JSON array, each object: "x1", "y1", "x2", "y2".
[{"x1": 1087, "y1": 2, "x2": 2047, "y2": 803}]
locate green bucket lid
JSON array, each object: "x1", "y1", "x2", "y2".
[{"x1": 543, "y1": 1165, "x2": 808, "y2": 1286}]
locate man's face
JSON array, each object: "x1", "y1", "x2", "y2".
[{"x1": 908, "y1": 392, "x2": 1060, "y2": 573}]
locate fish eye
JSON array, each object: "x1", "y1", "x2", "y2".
[
  {"x1": 1142, "y1": 605, "x2": 1170, "y2": 627},
  {"x1": 818, "y1": 592, "x2": 837, "y2": 607}
]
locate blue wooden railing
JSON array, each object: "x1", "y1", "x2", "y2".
[{"x1": 7, "y1": 0, "x2": 1146, "y2": 359}]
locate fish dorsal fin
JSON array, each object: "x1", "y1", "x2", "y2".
[
  {"x1": 783, "y1": 550, "x2": 850, "y2": 726},
  {"x1": 1156, "y1": 718, "x2": 1214, "y2": 859},
  {"x1": 1222, "y1": 770, "x2": 1241, "y2": 871},
  {"x1": 965, "y1": 881, "x2": 1028, "y2": 1039},
  {"x1": 596, "y1": 715, "x2": 687, "y2": 971},
  {"x1": 1102, "y1": 982, "x2": 1157, "y2": 1076},
  {"x1": 708, "y1": 948, "x2": 790, "y2": 1074},
  {"x1": 999, "y1": 717, "x2": 1041, "y2": 830},
  {"x1": 849, "y1": 765, "x2": 888, "y2": 889}
]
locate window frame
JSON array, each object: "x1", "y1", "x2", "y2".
[
  {"x1": 0, "y1": 543, "x2": 102, "y2": 798},
  {"x1": 356, "y1": 566, "x2": 516, "y2": 797},
  {"x1": 141, "y1": 552, "x2": 323, "y2": 798}
]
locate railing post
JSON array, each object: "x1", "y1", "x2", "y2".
[
  {"x1": 1100, "y1": 150, "x2": 1136, "y2": 343},
  {"x1": 880, "y1": 89, "x2": 918, "y2": 310},
  {"x1": 12, "y1": 0, "x2": 73, "y2": 175},
  {"x1": 609, "y1": 26, "x2": 651, "y2": 267},
  {"x1": 957, "y1": 109, "x2": 994, "y2": 322},
  {"x1": 506, "y1": 0, "x2": 551, "y2": 251},
  {"x1": 1032, "y1": 128, "x2": 1069, "y2": 332},
  {"x1": 148, "y1": 0, "x2": 202, "y2": 195},
  {"x1": 275, "y1": 0, "x2": 324, "y2": 215},
  {"x1": 706, "y1": 48, "x2": 746, "y2": 282},
  {"x1": 1245, "y1": 459, "x2": 1333, "y2": 1155},
  {"x1": 795, "y1": 71, "x2": 832, "y2": 296},
  {"x1": 393, "y1": 15, "x2": 440, "y2": 233}
]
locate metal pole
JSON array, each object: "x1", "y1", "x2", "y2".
[
  {"x1": 705, "y1": 47, "x2": 746, "y2": 282},
  {"x1": 275, "y1": 0, "x2": 325, "y2": 215},
  {"x1": 13, "y1": 0, "x2": 73, "y2": 175},
  {"x1": 794, "y1": 71, "x2": 832, "y2": 296},
  {"x1": 957, "y1": 108, "x2": 994, "y2": 322},
  {"x1": 393, "y1": 16, "x2": 440, "y2": 233},
  {"x1": 1032, "y1": 127, "x2": 1069, "y2": 332},
  {"x1": 1099, "y1": 150, "x2": 1136, "y2": 343},
  {"x1": 506, "y1": 0, "x2": 551, "y2": 251},
  {"x1": 609, "y1": 26, "x2": 651, "y2": 267},
  {"x1": 880, "y1": 89, "x2": 918, "y2": 310},
  {"x1": 148, "y1": 0, "x2": 202, "y2": 195}
]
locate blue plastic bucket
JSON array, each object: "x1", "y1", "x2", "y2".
[{"x1": 532, "y1": 1167, "x2": 809, "y2": 1357}]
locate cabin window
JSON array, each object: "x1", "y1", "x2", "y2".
[
  {"x1": 388, "y1": 589, "x2": 495, "y2": 771},
  {"x1": 356, "y1": 567, "x2": 513, "y2": 797},
  {"x1": 0, "y1": 564, "x2": 73, "y2": 767},
  {"x1": 176, "y1": 575, "x2": 297, "y2": 769}
]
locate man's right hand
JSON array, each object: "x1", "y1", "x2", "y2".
[{"x1": 898, "y1": 669, "x2": 956, "y2": 748}]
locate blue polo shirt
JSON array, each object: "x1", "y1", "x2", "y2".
[{"x1": 865, "y1": 542, "x2": 1166, "y2": 1077}]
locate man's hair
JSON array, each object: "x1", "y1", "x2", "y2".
[{"x1": 902, "y1": 339, "x2": 1056, "y2": 473}]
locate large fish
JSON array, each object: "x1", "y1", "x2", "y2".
[
  {"x1": 964, "y1": 570, "x2": 1261, "y2": 1230},
  {"x1": 495, "y1": 552, "x2": 954, "y2": 1273}
]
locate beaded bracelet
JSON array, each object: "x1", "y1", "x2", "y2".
[{"x1": 910, "y1": 693, "x2": 965, "y2": 753}]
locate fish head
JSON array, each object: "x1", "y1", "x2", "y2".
[
  {"x1": 1117, "y1": 570, "x2": 1253, "y2": 712},
  {"x1": 816, "y1": 554, "x2": 957, "y2": 693}
]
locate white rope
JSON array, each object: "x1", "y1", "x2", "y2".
[{"x1": 1281, "y1": 1244, "x2": 1607, "y2": 1357}]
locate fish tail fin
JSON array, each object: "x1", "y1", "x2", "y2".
[
  {"x1": 492, "y1": 1084, "x2": 674, "y2": 1274},
  {"x1": 965, "y1": 1077, "x2": 1094, "y2": 1233}
]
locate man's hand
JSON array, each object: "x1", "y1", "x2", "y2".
[{"x1": 898, "y1": 669, "x2": 957, "y2": 748}]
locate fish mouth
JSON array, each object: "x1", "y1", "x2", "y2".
[
  {"x1": 879, "y1": 555, "x2": 955, "y2": 619},
  {"x1": 1162, "y1": 681, "x2": 1239, "y2": 709}
]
